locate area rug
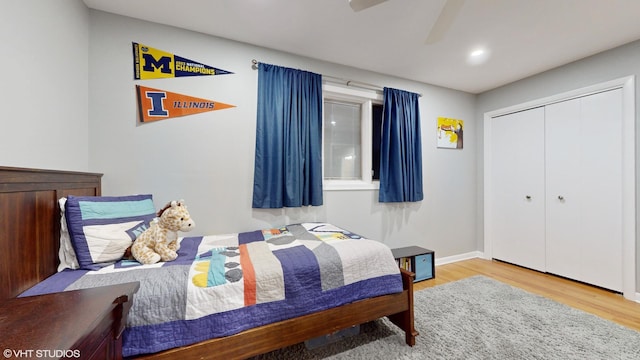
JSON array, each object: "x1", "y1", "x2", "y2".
[{"x1": 251, "y1": 275, "x2": 640, "y2": 359}]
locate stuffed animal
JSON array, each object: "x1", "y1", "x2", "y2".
[{"x1": 130, "y1": 199, "x2": 195, "y2": 265}]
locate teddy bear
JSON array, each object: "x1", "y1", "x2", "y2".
[{"x1": 130, "y1": 199, "x2": 195, "y2": 265}]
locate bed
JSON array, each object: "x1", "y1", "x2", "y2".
[{"x1": 0, "y1": 166, "x2": 418, "y2": 359}]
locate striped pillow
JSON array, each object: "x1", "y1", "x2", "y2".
[{"x1": 65, "y1": 194, "x2": 156, "y2": 270}]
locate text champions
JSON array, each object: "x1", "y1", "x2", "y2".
[{"x1": 175, "y1": 61, "x2": 216, "y2": 75}]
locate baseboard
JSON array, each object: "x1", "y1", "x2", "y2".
[
  {"x1": 636, "y1": 292, "x2": 640, "y2": 303},
  {"x1": 434, "y1": 251, "x2": 483, "y2": 266}
]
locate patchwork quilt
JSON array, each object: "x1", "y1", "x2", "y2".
[{"x1": 22, "y1": 223, "x2": 402, "y2": 357}]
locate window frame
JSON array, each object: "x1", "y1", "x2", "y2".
[{"x1": 322, "y1": 83, "x2": 383, "y2": 191}]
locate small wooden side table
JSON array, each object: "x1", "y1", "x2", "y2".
[{"x1": 0, "y1": 282, "x2": 139, "y2": 360}]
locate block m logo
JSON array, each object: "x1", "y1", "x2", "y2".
[{"x1": 142, "y1": 53, "x2": 172, "y2": 75}]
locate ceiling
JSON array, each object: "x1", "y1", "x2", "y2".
[{"x1": 82, "y1": 0, "x2": 640, "y2": 94}]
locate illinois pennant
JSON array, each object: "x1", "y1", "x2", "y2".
[
  {"x1": 136, "y1": 85, "x2": 235, "y2": 122},
  {"x1": 133, "y1": 42, "x2": 233, "y2": 80}
]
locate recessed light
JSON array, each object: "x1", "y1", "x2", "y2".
[{"x1": 467, "y1": 47, "x2": 490, "y2": 65}]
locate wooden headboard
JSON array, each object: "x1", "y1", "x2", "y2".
[{"x1": 0, "y1": 166, "x2": 102, "y2": 300}]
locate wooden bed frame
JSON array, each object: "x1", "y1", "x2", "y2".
[{"x1": 0, "y1": 166, "x2": 418, "y2": 359}]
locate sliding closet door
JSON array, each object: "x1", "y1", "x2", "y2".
[
  {"x1": 545, "y1": 89, "x2": 623, "y2": 291},
  {"x1": 489, "y1": 107, "x2": 546, "y2": 272}
]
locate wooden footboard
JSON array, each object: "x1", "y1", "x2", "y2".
[
  {"x1": 388, "y1": 268, "x2": 419, "y2": 346},
  {"x1": 139, "y1": 269, "x2": 417, "y2": 359}
]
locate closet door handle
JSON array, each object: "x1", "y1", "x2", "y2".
[
  {"x1": 525, "y1": 195, "x2": 532, "y2": 200},
  {"x1": 558, "y1": 195, "x2": 564, "y2": 201}
]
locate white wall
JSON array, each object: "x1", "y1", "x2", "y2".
[
  {"x1": 88, "y1": 10, "x2": 477, "y2": 258},
  {"x1": 476, "y1": 40, "x2": 640, "y2": 292},
  {"x1": 0, "y1": 0, "x2": 89, "y2": 171}
]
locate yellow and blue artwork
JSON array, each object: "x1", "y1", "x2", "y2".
[{"x1": 437, "y1": 117, "x2": 464, "y2": 149}]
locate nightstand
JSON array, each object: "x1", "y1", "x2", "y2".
[
  {"x1": 391, "y1": 246, "x2": 435, "y2": 282},
  {"x1": 0, "y1": 282, "x2": 139, "y2": 360}
]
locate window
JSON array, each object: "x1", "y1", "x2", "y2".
[
  {"x1": 322, "y1": 84, "x2": 383, "y2": 190},
  {"x1": 324, "y1": 101, "x2": 361, "y2": 180}
]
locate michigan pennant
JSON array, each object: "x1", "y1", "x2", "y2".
[
  {"x1": 133, "y1": 42, "x2": 233, "y2": 80},
  {"x1": 136, "y1": 85, "x2": 235, "y2": 122}
]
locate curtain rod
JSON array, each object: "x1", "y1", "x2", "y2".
[{"x1": 251, "y1": 59, "x2": 422, "y2": 97}]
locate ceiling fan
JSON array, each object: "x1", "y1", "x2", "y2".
[{"x1": 348, "y1": 0, "x2": 466, "y2": 44}]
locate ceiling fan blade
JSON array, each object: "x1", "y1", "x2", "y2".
[
  {"x1": 425, "y1": 0, "x2": 466, "y2": 44},
  {"x1": 349, "y1": 0, "x2": 388, "y2": 12}
]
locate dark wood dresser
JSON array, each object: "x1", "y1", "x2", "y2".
[{"x1": 0, "y1": 282, "x2": 139, "y2": 360}]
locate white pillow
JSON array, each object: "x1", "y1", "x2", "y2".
[{"x1": 58, "y1": 197, "x2": 79, "y2": 271}]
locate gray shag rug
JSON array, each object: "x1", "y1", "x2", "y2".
[{"x1": 251, "y1": 275, "x2": 640, "y2": 359}]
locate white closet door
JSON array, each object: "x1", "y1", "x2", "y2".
[
  {"x1": 545, "y1": 89, "x2": 623, "y2": 291},
  {"x1": 544, "y1": 98, "x2": 582, "y2": 281},
  {"x1": 490, "y1": 107, "x2": 546, "y2": 272}
]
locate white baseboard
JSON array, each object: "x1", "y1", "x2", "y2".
[
  {"x1": 434, "y1": 251, "x2": 483, "y2": 266},
  {"x1": 635, "y1": 292, "x2": 640, "y2": 303}
]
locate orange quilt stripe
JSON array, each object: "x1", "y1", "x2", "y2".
[{"x1": 240, "y1": 244, "x2": 256, "y2": 306}]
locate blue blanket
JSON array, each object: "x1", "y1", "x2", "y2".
[{"x1": 22, "y1": 223, "x2": 402, "y2": 357}]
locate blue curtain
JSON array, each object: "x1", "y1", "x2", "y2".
[
  {"x1": 379, "y1": 87, "x2": 423, "y2": 202},
  {"x1": 252, "y1": 63, "x2": 323, "y2": 208}
]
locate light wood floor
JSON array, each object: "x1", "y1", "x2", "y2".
[{"x1": 414, "y1": 258, "x2": 640, "y2": 331}]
